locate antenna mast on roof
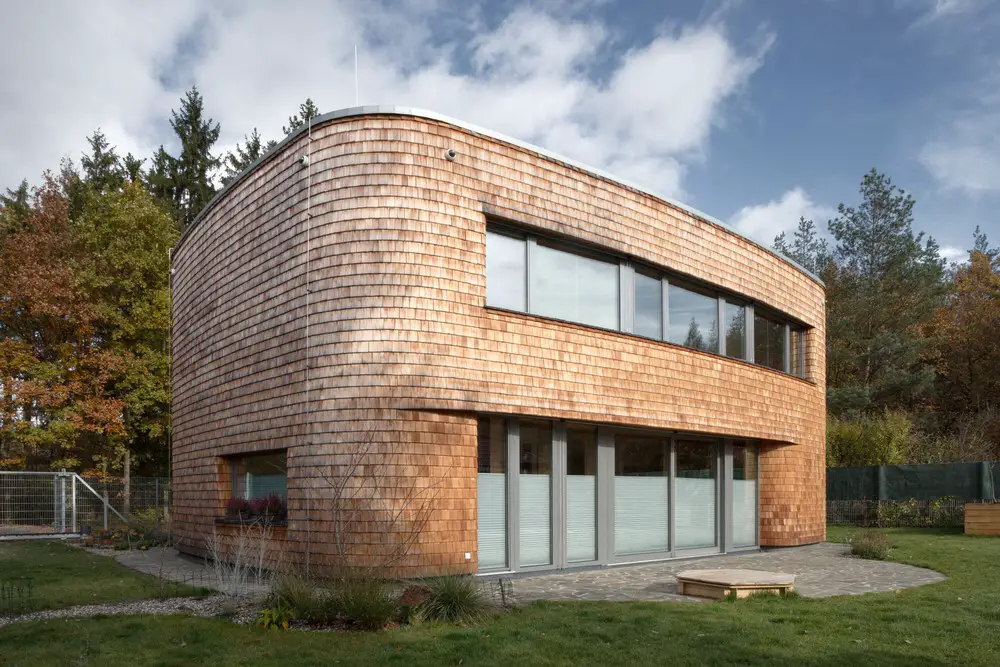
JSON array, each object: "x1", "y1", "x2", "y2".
[{"x1": 354, "y1": 45, "x2": 359, "y2": 106}]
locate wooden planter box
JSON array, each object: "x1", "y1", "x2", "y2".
[{"x1": 965, "y1": 503, "x2": 1000, "y2": 535}]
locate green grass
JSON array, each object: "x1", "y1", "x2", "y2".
[
  {"x1": 1, "y1": 529, "x2": 998, "y2": 666},
  {"x1": 0, "y1": 540, "x2": 209, "y2": 611}
]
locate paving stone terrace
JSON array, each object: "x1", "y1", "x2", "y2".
[
  {"x1": 95, "y1": 542, "x2": 945, "y2": 604},
  {"x1": 501, "y1": 543, "x2": 946, "y2": 603}
]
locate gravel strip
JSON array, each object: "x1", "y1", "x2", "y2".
[{"x1": 0, "y1": 595, "x2": 259, "y2": 629}]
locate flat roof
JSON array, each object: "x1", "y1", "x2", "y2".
[{"x1": 178, "y1": 105, "x2": 823, "y2": 285}]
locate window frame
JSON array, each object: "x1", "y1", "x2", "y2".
[{"x1": 485, "y1": 220, "x2": 811, "y2": 381}]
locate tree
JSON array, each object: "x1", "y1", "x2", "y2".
[
  {"x1": 930, "y1": 248, "x2": 1000, "y2": 417},
  {"x1": 156, "y1": 87, "x2": 222, "y2": 229},
  {"x1": 825, "y1": 169, "x2": 945, "y2": 415},
  {"x1": 773, "y1": 217, "x2": 830, "y2": 276},
  {"x1": 81, "y1": 129, "x2": 125, "y2": 193},
  {"x1": 282, "y1": 98, "x2": 321, "y2": 135},
  {"x1": 222, "y1": 128, "x2": 269, "y2": 185},
  {"x1": 0, "y1": 180, "x2": 31, "y2": 242},
  {"x1": 74, "y1": 182, "x2": 179, "y2": 471},
  {"x1": 0, "y1": 179, "x2": 125, "y2": 469},
  {"x1": 971, "y1": 225, "x2": 999, "y2": 270}
]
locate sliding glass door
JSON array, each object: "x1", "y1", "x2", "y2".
[
  {"x1": 566, "y1": 425, "x2": 598, "y2": 563},
  {"x1": 614, "y1": 434, "x2": 670, "y2": 556},
  {"x1": 518, "y1": 421, "x2": 553, "y2": 567},
  {"x1": 674, "y1": 440, "x2": 718, "y2": 550}
]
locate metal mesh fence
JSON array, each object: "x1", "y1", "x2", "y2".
[
  {"x1": 0, "y1": 472, "x2": 171, "y2": 537},
  {"x1": 827, "y1": 498, "x2": 966, "y2": 528}
]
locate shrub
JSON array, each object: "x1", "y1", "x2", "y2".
[
  {"x1": 827, "y1": 410, "x2": 911, "y2": 467},
  {"x1": 256, "y1": 607, "x2": 290, "y2": 631},
  {"x1": 851, "y1": 531, "x2": 891, "y2": 560},
  {"x1": 269, "y1": 573, "x2": 322, "y2": 621},
  {"x1": 416, "y1": 575, "x2": 493, "y2": 624},
  {"x1": 329, "y1": 578, "x2": 398, "y2": 630}
]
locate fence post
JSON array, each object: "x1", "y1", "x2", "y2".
[
  {"x1": 154, "y1": 478, "x2": 160, "y2": 532},
  {"x1": 877, "y1": 465, "x2": 888, "y2": 501},
  {"x1": 982, "y1": 461, "x2": 994, "y2": 500},
  {"x1": 71, "y1": 475, "x2": 77, "y2": 534},
  {"x1": 58, "y1": 470, "x2": 66, "y2": 533},
  {"x1": 103, "y1": 487, "x2": 109, "y2": 531},
  {"x1": 52, "y1": 473, "x2": 59, "y2": 532}
]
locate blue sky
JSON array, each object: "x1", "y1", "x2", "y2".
[{"x1": 3, "y1": 0, "x2": 998, "y2": 258}]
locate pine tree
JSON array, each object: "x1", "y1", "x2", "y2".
[
  {"x1": 161, "y1": 87, "x2": 222, "y2": 230},
  {"x1": 282, "y1": 98, "x2": 321, "y2": 135},
  {"x1": 773, "y1": 217, "x2": 830, "y2": 275},
  {"x1": 0, "y1": 180, "x2": 31, "y2": 241},
  {"x1": 222, "y1": 128, "x2": 269, "y2": 185},
  {"x1": 825, "y1": 169, "x2": 945, "y2": 415},
  {"x1": 81, "y1": 129, "x2": 125, "y2": 193},
  {"x1": 122, "y1": 153, "x2": 145, "y2": 184}
]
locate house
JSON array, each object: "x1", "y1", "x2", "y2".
[{"x1": 171, "y1": 106, "x2": 826, "y2": 576}]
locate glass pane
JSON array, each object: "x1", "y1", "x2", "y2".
[
  {"x1": 668, "y1": 285, "x2": 718, "y2": 353},
  {"x1": 614, "y1": 435, "x2": 669, "y2": 555},
  {"x1": 566, "y1": 426, "x2": 597, "y2": 562},
  {"x1": 732, "y1": 441, "x2": 758, "y2": 548},
  {"x1": 634, "y1": 272, "x2": 662, "y2": 339},
  {"x1": 531, "y1": 242, "x2": 619, "y2": 330},
  {"x1": 519, "y1": 421, "x2": 552, "y2": 567},
  {"x1": 791, "y1": 327, "x2": 805, "y2": 378},
  {"x1": 724, "y1": 301, "x2": 746, "y2": 360},
  {"x1": 675, "y1": 441, "x2": 717, "y2": 549},
  {"x1": 754, "y1": 313, "x2": 786, "y2": 372},
  {"x1": 233, "y1": 451, "x2": 287, "y2": 500},
  {"x1": 477, "y1": 417, "x2": 507, "y2": 570},
  {"x1": 486, "y1": 231, "x2": 526, "y2": 311}
]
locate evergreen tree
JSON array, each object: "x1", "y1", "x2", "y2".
[
  {"x1": 825, "y1": 169, "x2": 945, "y2": 415},
  {"x1": 0, "y1": 180, "x2": 31, "y2": 241},
  {"x1": 122, "y1": 153, "x2": 145, "y2": 184},
  {"x1": 81, "y1": 129, "x2": 125, "y2": 193},
  {"x1": 282, "y1": 98, "x2": 321, "y2": 135},
  {"x1": 773, "y1": 217, "x2": 830, "y2": 275},
  {"x1": 971, "y1": 225, "x2": 999, "y2": 269},
  {"x1": 161, "y1": 87, "x2": 222, "y2": 230},
  {"x1": 222, "y1": 128, "x2": 269, "y2": 185}
]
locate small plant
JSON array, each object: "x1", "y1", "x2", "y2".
[
  {"x1": 330, "y1": 578, "x2": 399, "y2": 631},
  {"x1": 0, "y1": 578, "x2": 35, "y2": 617},
  {"x1": 269, "y1": 573, "x2": 322, "y2": 622},
  {"x1": 256, "y1": 607, "x2": 290, "y2": 631},
  {"x1": 851, "y1": 530, "x2": 891, "y2": 560},
  {"x1": 248, "y1": 494, "x2": 286, "y2": 523},
  {"x1": 416, "y1": 575, "x2": 493, "y2": 624},
  {"x1": 225, "y1": 497, "x2": 251, "y2": 518}
]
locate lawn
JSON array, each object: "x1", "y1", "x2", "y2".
[
  {"x1": 1, "y1": 529, "x2": 998, "y2": 666},
  {"x1": 0, "y1": 540, "x2": 208, "y2": 611}
]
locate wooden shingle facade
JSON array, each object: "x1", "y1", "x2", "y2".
[{"x1": 171, "y1": 108, "x2": 826, "y2": 576}]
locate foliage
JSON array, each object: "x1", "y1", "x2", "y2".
[
  {"x1": 147, "y1": 87, "x2": 221, "y2": 229},
  {"x1": 0, "y1": 578, "x2": 35, "y2": 617},
  {"x1": 848, "y1": 530, "x2": 891, "y2": 560},
  {"x1": 222, "y1": 128, "x2": 272, "y2": 185},
  {"x1": 416, "y1": 576, "x2": 493, "y2": 624},
  {"x1": 226, "y1": 497, "x2": 251, "y2": 514},
  {"x1": 826, "y1": 410, "x2": 911, "y2": 467},
  {"x1": 772, "y1": 216, "x2": 830, "y2": 275},
  {"x1": 268, "y1": 573, "x2": 324, "y2": 622},
  {"x1": 282, "y1": 98, "x2": 321, "y2": 136},
  {"x1": 825, "y1": 169, "x2": 945, "y2": 415},
  {"x1": 256, "y1": 607, "x2": 291, "y2": 631},
  {"x1": 330, "y1": 578, "x2": 399, "y2": 631}
]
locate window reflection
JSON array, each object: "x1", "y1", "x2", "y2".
[{"x1": 668, "y1": 285, "x2": 718, "y2": 353}]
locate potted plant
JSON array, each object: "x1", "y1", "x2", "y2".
[
  {"x1": 225, "y1": 497, "x2": 251, "y2": 521},
  {"x1": 249, "y1": 494, "x2": 286, "y2": 524}
]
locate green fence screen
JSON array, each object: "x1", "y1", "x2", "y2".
[{"x1": 827, "y1": 461, "x2": 997, "y2": 501}]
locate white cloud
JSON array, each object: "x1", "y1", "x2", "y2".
[
  {"x1": 920, "y1": 128, "x2": 1000, "y2": 194},
  {"x1": 729, "y1": 187, "x2": 835, "y2": 245},
  {"x1": 1, "y1": 1, "x2": 772, "y2": 203},
  {"x1": 900, "y1": 0, "x2": 988, "y2": 26},
  {"x1": 940, "y1": 244, "x2": 969, "y2": 262}
]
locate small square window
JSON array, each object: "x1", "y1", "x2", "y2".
[{"x1": 230, "y1": 451, "x2": 287, "y2": 501}]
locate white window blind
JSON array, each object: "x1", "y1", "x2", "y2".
[
  {"x1": 614, "y1": 476, "x2": 669, "y2": 555},
  {"x1": 477, "y1": 473, "x2": 507, "y2": 570},
  {"x1": 566, "y1": 475, "x2": 596, "y2": 562},
  {"x1": 519, "y1": 474, "x2": 552, "y2": 567},
  {"x1": 675, "y1": 478, "x2": 716, "y2": 549}
]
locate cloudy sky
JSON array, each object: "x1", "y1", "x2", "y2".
[{"x1": 2, "y1": 0, "x2": 998, "y2": 258}]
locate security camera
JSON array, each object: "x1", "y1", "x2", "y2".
[
  {"x1": 445, "y1": 148, "x2": 457, "y2": 161},
  {"x1": 298, "y1": 154, "x2": 310, "y2": 167}
]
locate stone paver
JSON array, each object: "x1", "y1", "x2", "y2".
[{"x1": 503, "y1": 543, "x2": 945, "y2": 603}]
